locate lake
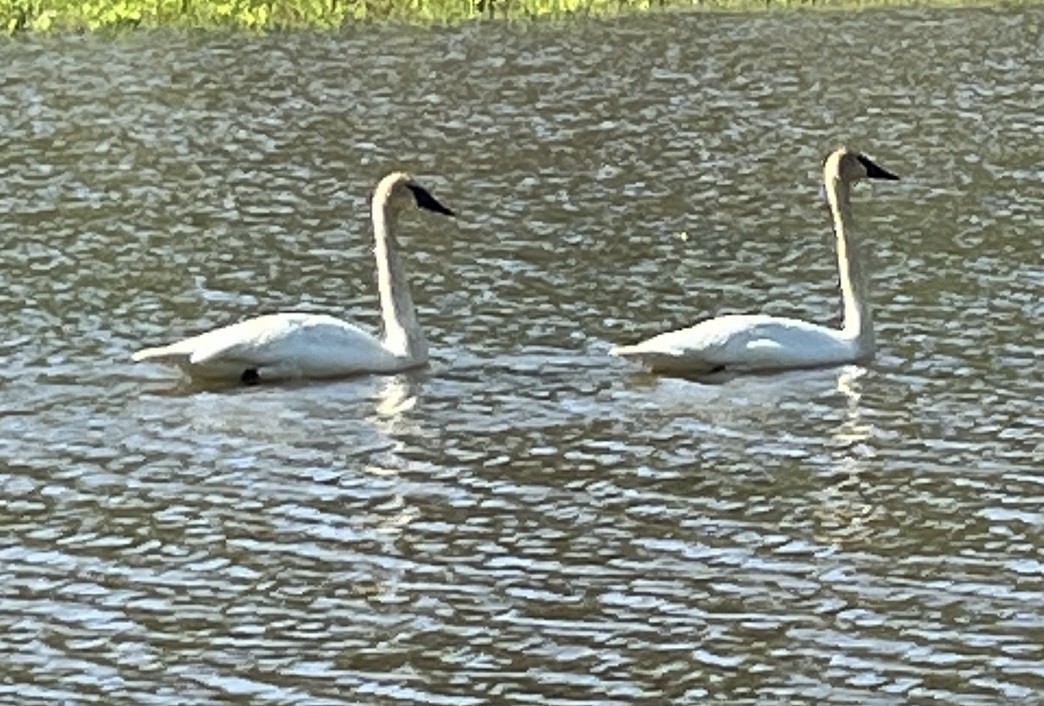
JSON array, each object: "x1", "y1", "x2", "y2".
[{"x1": 0, "y1": 7, "x2": 1042, "y2": 704}]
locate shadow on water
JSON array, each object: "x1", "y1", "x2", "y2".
[
  {"x1": 624, "y1": 361, "x2": 871, "y2": 387},
  {"x1": 136, "y1": 367, "x2": 431, "y2": 400}
]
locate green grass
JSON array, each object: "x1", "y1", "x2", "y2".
[{"x1": 0, "y1": 0, "x2": 1035, "y2": 31}]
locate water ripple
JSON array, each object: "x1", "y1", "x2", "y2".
[{"x1": 1, "y1": 7, "x2": 1042, "y2": 705}]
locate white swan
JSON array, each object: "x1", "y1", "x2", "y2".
[
  {"x1": 132, "y1": 171, "x2": 454, "y2": 384},
  {"x1": 610, "y1": 146, "x2": 899, "y2": 376}
]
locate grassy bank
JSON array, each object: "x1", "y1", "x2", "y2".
[{"x1": 0, "y1": 0, "x2": 1028, "y2": 31}]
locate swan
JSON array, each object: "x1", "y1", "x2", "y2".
[
  {"x1": 610, "y1": 146, "x2": 899, "y2": 376},
  {"x1": 131, "y1": 171, "x2": 454, "y2": 384}
]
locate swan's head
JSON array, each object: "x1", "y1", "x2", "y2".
[
  {"x1": 824, "y1": 147, "x2": 900, "y2": 184},
  {"x1": 375, "y1": 171, "x2": 455, "y2": 218}
]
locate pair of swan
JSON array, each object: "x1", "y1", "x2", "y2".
[{"x1": 132, "y1": 147, "x2": 899, "y2": 384}]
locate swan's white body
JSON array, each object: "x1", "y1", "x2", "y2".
[
  {"x1": 132, "y1": 313, "x2": 409, "y2": 381},
  {"x1": 611, "y1": 147, "x2": 899, "y2": 376},
  {"x1": 615, "y1": 313, "x2": 866, "y2": 375},
  {"x1": 132, "y1": 172, "x2": 454, "y2": 383}
]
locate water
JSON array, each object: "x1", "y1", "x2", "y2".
[{"x1": 1, "y1": 7, "x2": 1042, "y2": 704}]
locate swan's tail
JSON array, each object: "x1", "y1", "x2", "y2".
[
  {"x1": 609, "y1": 343, "x2": 643, "y2": 358},
  {"x1": 610, "y1": 341, "x2": 704, "y2": 375},
  {"x1": 131, "y1": 343, "x2": 192, "y2": 365}
]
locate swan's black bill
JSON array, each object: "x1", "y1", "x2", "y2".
[
  {"x1": 407, "y1": 184, "x2": 455, "y2": 216},
  {"x1": 857, "y1": 154, "x2": 900, "y2": 181}
]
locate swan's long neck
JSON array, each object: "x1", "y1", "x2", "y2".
[
  {"x1": 372, "y1": 200, "x2": 427, "y2": 363},
  {"x1": 826, "y1": 173, "x2": 873, "y2": 352}
]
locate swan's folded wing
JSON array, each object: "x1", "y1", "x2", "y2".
[
  {"x1": 187, "y1": 313, "x2": 395, "y2": 376},
  {"x1": 622, "y1": 316, "x2": 801, "y2": 367},
  {"x1": 186, "y1": 315, "x2": 300, "y2": 367},
  {"x1": 189, "y1": 338, "x2": 266, "y2": 367},
  {"x1": 724, "y1": 319, "x2": 854, "y2": 369}
]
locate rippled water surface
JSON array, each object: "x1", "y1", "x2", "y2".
[{"x1": 1, "y1": 7, "x2": 1042, "y2": 704}]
